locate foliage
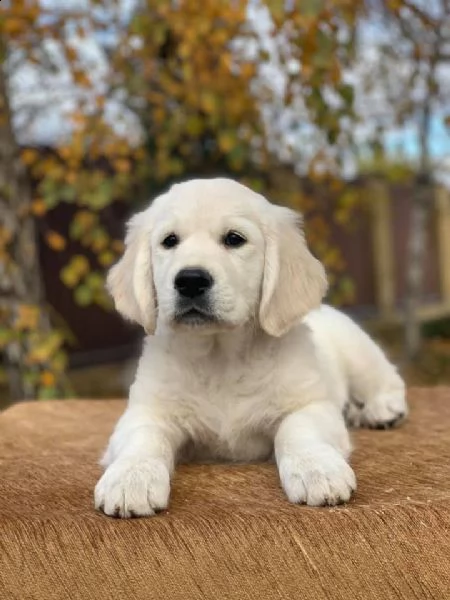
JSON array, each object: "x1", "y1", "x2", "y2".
[{"x1": 0, "y1": 0, "x2": 395, "y2": 398}]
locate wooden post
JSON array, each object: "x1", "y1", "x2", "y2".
[
  {"x1": 435, "y1": 186, "x2": 450, "y2": 305},
  {"x1": 368, "y1": 179, "x2": 396, "y2": 317}
]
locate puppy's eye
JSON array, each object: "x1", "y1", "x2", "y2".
[
  {"x1": 161, "y1": 233, "x2": 179, "y2": 249},
  {"x1": 223, "y1": 231, "x2": 247, "y2": 248}
]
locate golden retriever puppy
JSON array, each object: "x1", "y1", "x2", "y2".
[{"x1": 95, "y1": 178, "x2": 407, "y2": 518}]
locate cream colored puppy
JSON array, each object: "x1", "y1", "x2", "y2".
[{"x1": 95, "y1": 178, "x2": 407, "y2": 518}]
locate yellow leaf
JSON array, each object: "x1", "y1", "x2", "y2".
[
  {"x1": 66, "y1": 171, "x2": 77, "y2": 185},
  {"x1": 3, "y1": 18, "x2": 26, "y2": 37},
  {"x1": 73, "y1": 69, "x2": 91, "y2": 87},
  {"x1": 114, "y1": 159, "x2": 131, "y2": 174},
  {"x1": 200, "y1": 92, "x2": 217, "y2": 114},
  {"x1": 99, "y1": 251, "x2": 115, "y2": 267},
  {"x1": 75, "y1": 211, "x2": 97, "y2": 230},
  {"x1": 66, "y1": 46, "x2": 78, "y2": 63},
  {"x1": 31, "y1": 199, "x2": 47, "y2": 217},
  {"x1": 71, "y1": 255, "x2": 90, "y2": 277},
  {"x1": 21, "y1": 148, "x2": 39, "y2": 166},
  {"x1": 15, "y1": 304, "x2": 40, "y2": 331},
  {"x1": 218, "y1": 132, "x2": 236, "y2": 153},
  {"x1": 26, "y1": 332, "x2": 63, "y2": 365},
  {"x1": 45, "y1": 231, "x2": 67, "y2": 252},
  {"x1": 186, "y1": 116, "x2": 204, "y2": 136},
  {"x1": 40, "y1": 371, "x2": 56, "y2": 387}
]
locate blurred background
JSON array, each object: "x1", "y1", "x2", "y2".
[{"x1": 0, "y1": 0, "x2": 449, "y2": 408}]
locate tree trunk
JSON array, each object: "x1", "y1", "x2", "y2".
[{"x1": 0, "y1": 46, "x2": 52, "y2": 400}]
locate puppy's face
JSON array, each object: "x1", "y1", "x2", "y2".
[
  {"x1": 150, "y1": 184, "x2": 266, "y2": 331},
  {"x1": 107, "y1": 178, "x2": 327, "y2": 337}
]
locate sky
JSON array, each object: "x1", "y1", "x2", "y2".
[{"x1": 8, "y1": 0, "x2": 450, "y2": 181}]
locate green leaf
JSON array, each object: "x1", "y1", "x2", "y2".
[
  {"x1": 26, "y1": 331, "x2": 64, "y2": 365},
  {"x1": 74, "y1": 285, "x2": 93, "y2": 306},
  {"x1": 60, "y1": 266, "x2": 77, "y2": 291},
  {"x1": 91, "y1": 181, "x2": 115, "y2": 209},
  {"x1": 302, "y1": 0, "x2": 325, "y2": 16},
  {"x1": 60, "y1": 255, "x2": 90, "y2": 288},
  {"x1": 50, "y1": 351, "x2": 68, "y2": 373},
  {"x1": 0, "y1": 327, "x2": 16, "y2": 349},
  {"x1": 24, "y1": 370, "x2": 40, "y2": 387},
  {"x1": 85, "y1": 272, "x2": 104, "y2": 291},
  {"x1": 99, "y1": 251, "x2": 115, "y2": 267},
  {"x1": 38, "y1": 386, "x2": 59, "y2": 400},
  {"x1": 60, "y1": 184, "x2": 77, "y2": 202},
  {"x1": 338, "y1": 84, "x2": 354, "y2": 108},
  {"x1": 39, "y1": 179, "x2": 60, "y2": 209},
  {"x1": 186, "y1": 116, "x2": 204, "y2": 136},
  {"x1": 313, "y1": 30, "x2": 334, "y2": 68}
]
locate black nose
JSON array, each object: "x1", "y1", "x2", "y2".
[{"x1": 174, "y1": 268, "x2": 213, "y2": 299}]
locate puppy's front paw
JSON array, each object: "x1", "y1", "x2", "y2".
[
  {"x1": 94, "y1": 458, "x2": 170, "y2": 518},
  {"x1": 278, "y1": 446, "x2": 356, "y2": 507},
  {"x1": 346, "y1": 386, "x2": 408, "y2": 430}
]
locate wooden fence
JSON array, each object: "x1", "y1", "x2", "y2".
[{"x1": 365, "y1": 181, "x2": 450, "y2": 325}]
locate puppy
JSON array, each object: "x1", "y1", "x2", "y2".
[{"x1": 95, "y1": 178, "x2": 407, "y2": 518}]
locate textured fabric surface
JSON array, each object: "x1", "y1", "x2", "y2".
[{"x1": 0, "y1": 388, "x2": 449, "y2": 600}]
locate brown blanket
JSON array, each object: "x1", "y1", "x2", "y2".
[{"x1": 1, "y1": 388, "x2": 449, "y2": 599}]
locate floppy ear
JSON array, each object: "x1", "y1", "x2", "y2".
[
  {"x1": 106, "y1": 210, "x2": 156, "y2": 334},
  {"x1": 259, "y1": 206, "x2": 328, "y2": 337}
]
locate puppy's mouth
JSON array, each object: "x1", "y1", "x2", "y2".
[{"x1": 174, "y1": 307, "x2": 217, "y2": 326}]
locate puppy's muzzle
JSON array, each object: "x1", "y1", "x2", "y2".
[{"x1": 174, "y1": 268, "x2": 213, "y2": 299}]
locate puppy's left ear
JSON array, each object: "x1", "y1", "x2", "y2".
[
  {"x1": 259, "y1": 206, "x2": 328, "y2": 337},
  {"x1": 106, "y1": 210, "x2": 156, "y2": 335}
]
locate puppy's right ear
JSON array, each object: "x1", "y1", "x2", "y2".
[
  {"x1": 259, "y1": 205, "x2": 327, "y2": 337},
  {"x1": 106, "y1": 210, "x2": 156, "y2": 334}
]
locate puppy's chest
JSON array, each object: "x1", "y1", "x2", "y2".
[{"x1": 173, "y1": 354, "x2": 278, "y2": 453}]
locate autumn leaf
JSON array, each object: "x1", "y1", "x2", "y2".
[
  {"x1": 2, "y1": 18, "x2": 27, "y2": 37},
  {"x1": 15, "y1": 304, "x2": 40, "y2": 331},
  {"x1": 114, "y1": 158, "x2": 131, "y2": 174},
  {"x1": 31, "y1": 198, "x2": 47, "y2": 216},
  {"x1": 40, "y1": 371, "x2": 56, "y2": 387},
  {"x1": 72, "y1": 69, "x2": 91, "y2": 87},
  {"x1": 60, "y1": 255, "x2": 90, "y2": 288},
  {"x1": 218, "y1": 131, "x2": 237, "y2": 153},
  {"x1": 0, "y1": 328, "x2": 16, "y2": 349},
  {"x1": 45, "y1": 231, "x2": 67, "y2": 251},
  {"x1": 99, "y1": 250, "x2": 115, "y2": 266},
  {"x1": 26, "y1": 332, "x2": 64, "y2": 365},
  {"x1": 70, "y1": 210, "x2": 98, "y2": 239},
  {"x1": 65, "y1": 46, "x2": 78, "y2": 62},
  {"x1": 74, "y1": 285, "x2": 93, "y2": 306},
  {"x1": 85, "y1": 272, "x2": 104, "y2": 290},
  {"x1": 21, "y1": 148, "x2": 40, "y2": 166}
]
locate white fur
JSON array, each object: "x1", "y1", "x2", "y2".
[{"x1": 95, "y1": 178, "x2": 407, "y2": 518}]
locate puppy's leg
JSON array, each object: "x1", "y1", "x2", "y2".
[
  {"x1": 94, "y1": 406, "x2": 185, "y2": 518},
  {"x1": 275, "y1": 402, "x2": 356, "y2": 506},
  {"x1": 338, "y1": 320, "x2": 407, "y2": 430},
  {"x1": 307, "y1": 306, "x2": 407, "y2": 429}
]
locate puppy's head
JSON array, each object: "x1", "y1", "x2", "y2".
[{"x1": 107, "y1": 178, "x2": 327, "y2": 337}]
